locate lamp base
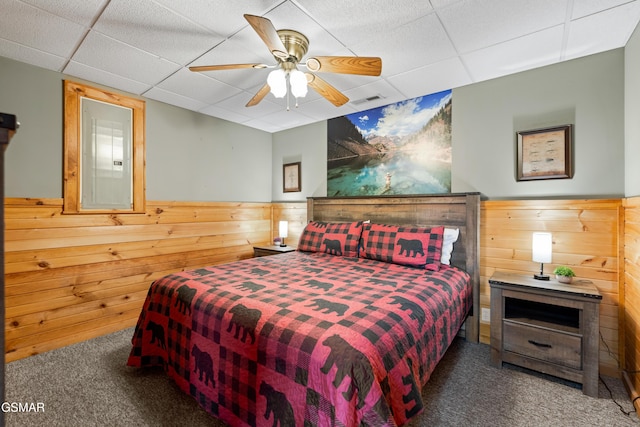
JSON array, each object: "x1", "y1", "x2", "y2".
[
  {"x1": 279, "y1": 244, "x2": 287, "y2": 247},
  {"x1": 533, "y1": 273, "x2": 550, "y2": 281}
]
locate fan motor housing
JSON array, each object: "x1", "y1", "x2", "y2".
[{"x1": 276, "y1": 29, "x2": 309, "y2": 63}]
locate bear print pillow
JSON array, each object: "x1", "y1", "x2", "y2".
[
  {"x1": 359, "y1": 223, "x2": 444, "y2": 270},
  {"x1": 297, "y1": 221, "x2": 364, "y2": 257}
]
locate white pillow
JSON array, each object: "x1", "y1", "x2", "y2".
[{"x1": 441, "y1": 228, "x2": 459, "y2": 265}]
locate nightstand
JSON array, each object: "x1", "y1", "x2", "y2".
[
  {"x1": 489, "y1": 271, "x2": 602, "y2": 397},
  {"x1": 253, "y1": 245, "x2": 296, "y2": 257}
]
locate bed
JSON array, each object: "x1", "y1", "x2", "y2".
[{"x1": 128, "y1": 193, "x2": 480, "y2": 426}]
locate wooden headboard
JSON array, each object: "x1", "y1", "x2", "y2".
[{"x1": 307, "y1": 193, "x2": 481, "y2": 343}]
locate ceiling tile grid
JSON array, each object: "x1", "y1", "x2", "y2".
[
  {"x1": 1, "y1": 0, "x2": 638, "y2": 133},
  {"x1": 70, "y1": 31, "x2": 180, "y2": 85},
  {"x1": 0, "y1": 0, "x2": 89, "y2": 59}
]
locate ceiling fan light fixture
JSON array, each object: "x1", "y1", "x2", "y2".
[
  {"x1": 193, "y1": 15, "x2": 380, "y2": 108},
  {"x1": 267, "y1": 69, "x2": 287, "y2": 98},
  {"x1": 289, "y1": 69, "x2": 308, "y2": 98}
]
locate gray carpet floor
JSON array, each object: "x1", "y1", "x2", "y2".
[{"x1": 4, "y1": 327, "x2": 638, "y2": 426}]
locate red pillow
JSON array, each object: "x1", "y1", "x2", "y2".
[
  {"x1": 359, "y1": 223, "x2": 444, "y2": 270},
  {"x1": 297, "y1": 221, "x2": 364, "y2": 257}
]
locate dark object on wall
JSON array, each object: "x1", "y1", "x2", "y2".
[
  {"x1": 516, "y1": 124, "x2": 573, "y2": 181},
  {"x1": 283, "y1": 162, "x2": 301, "y2": 192},
  {"x1": 1, "y1": 112, "x2": 18, "y2": 427},
  {"x1": 0, "y1": 113, "x2": 18, "y2": 131}
]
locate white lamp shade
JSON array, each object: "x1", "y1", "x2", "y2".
[
  {"x1": 278, "y1": 220, "x2": 289, "y2": 238},
  {"x1": 532, "y1": 232, "x2": 552, "y2": 263},
  {"x1": 289, "y1": 69, "x2": 308, "y2": 98},
  {"x1": 267, "y1": 69, "x2": 287, "y2": 98}
]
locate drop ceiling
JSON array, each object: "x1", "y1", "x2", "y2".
[{"x1": 2, "y1": 0, "x2": 640, "y2": 133}]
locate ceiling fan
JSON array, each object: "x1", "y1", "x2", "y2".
[{"x1": 189, "y1": 14, "x2": 382, "y2": 109}]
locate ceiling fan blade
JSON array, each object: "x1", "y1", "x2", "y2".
[
  {"x1": 246, "y1": 83, "x2": 271, "y2": 107},
  {"x1": 189, "y1": 63, "x2": 268, "y2": 72},
  {"x1": 244, "y1": 14, "x2": 288, "y2": 60},
  {"x1": 305, "y1": 56, "x2": 382, "y2": 76},
  {"x1": 305, "y1": 73, "x2": 349, "y2": 107}
]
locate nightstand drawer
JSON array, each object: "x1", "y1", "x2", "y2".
[{"x1": 503, "y1": 321, "x2": 582, "y2": 370}]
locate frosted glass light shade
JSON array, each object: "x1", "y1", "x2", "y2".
[
  {"x1": 532, "y1": 232, "x2": 552, "y2": 263},
  {"x1": 289, "y1": 69, "x2": 308, "y2": 98},
  {"x1": 267, "y1": 69, "x2": 286, "y2": 98},
  {"x1": 279, "y1": 220, "x2": 289, "y2": 239}
]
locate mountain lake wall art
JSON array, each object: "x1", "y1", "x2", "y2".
[{"x1": 327, "y1": 89, "x2": 452, "y2": 197}]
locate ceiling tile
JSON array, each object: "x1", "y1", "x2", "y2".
[
  {"x1": 565, "y1": 1, "x2": 640, "y2": 60},
  {"x1": 144, "y1": 87, "x2": 209, "y2": 111},
  {"x1": 244, "y1": 107, "x2": 317, "y2": 133},
  {"x1": 188, "y1": 32, "x2": 275, "y2": 91},
  {"x1": 463, "y1": 25, "x2": 564, "y2": 82},
  {"x1": 343, "y1": 80, "x2": 406, "y2": 108},
  {"x1": 429, "y1": 0, "x2": 465, "y2": 8},
  {"x1": 190, "y1": 27, "x2": 275, "y2": 66},
  {"x1": 352, "y1": 13, "x2": 457, "y2": 77},
  {"x1": 156, "y1": 68, "x2": 243, "y2": 104},
  {"x1": 64, "y1": 61, "x2": 152, "y2": 95},
  {"x1": 199, "y1": 104, "x2": 254, "y2": 124},
  {"x1": 295, "y1": 0, "x2": 434, "y2": 47},
  {"x1": 295, "y1": 97, "x2": 359, "y2": 122},
  {"x1": 571, "y1": 0, "x2": 634, "y2": 19},
  {"x1": 438, "y1": 0, "x2": 569, "y2": 54},
  {"x1": 387, "y1": 57, "x2": 472, "y2": 98},
  {"x1": 70, "y1": 31, "x2": 179, "y2": 85},
  {"x1": 94, "y1": 0, "x2": 223, "y2": 65},
  {"x1": 20, "y1": 0, "x2": 108, "y2": 26},
  {"x1": 213, "y1": 89, "x2": 285, "y2": 117},
  {"x1": 0, "y1": 0, "x2": 88, "y2": 57},
  {"x1": 0, "y1": 39, "x2": 67, "y2": 72},
  {"x1": 152, "y1": 0, "x2": 282, "y2": 36},
  {"x1": 263, "y1": 1, "x2": 346, "y2": 56}
]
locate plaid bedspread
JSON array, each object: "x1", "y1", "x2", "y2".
[{"x1": 127, "y1": 251, "x2": 472, "y2": 426}]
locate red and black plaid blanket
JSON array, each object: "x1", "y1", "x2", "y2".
[{"x1": 127, "y1": 251, "x2": 472, "y2": 426}]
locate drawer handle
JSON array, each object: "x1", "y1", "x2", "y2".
[{"x1": 528, "y1": 339, "x2": 552, "y2": 349}]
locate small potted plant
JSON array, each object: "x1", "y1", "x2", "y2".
[{"x1": 553, "y1": 266, "x2": 575, "y2": 284}]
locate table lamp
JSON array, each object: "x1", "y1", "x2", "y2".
[
  {"x1": 279, "y1": 221, "x2": 288, "y2": 247},
  {"x1": 532, "y1": 232, "x2": 552, "y2": 280}
]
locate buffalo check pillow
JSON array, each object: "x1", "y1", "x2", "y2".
[
  {"x1": 359, "y1": 223, "x2": 445, "y2": 270},
  {"x1": 297, "y1": 221, "x2": 364, "y2": 257}
]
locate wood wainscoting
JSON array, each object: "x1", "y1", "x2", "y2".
[
  {"x1": 481, "y1": 199, "x2": 623, "y2": 377},
  {"x1": 623, "y1": 196, "x2": 640, "y2": 409},
  {"x1": 270, "y1": 202, "x2": 307, "y2": 248},
  {"x1": 4, "y1": 198, "x2": 272, "y2": 362},
  {"x1": 3, "y1": 197, "x2": 627, "y2": 381}
]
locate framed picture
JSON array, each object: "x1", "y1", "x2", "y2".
[
  {"x1": 516, "y1": 124, "x2": 573, "y2": 181},
  {"x1": 283, "y1": 162, "x2": 301, "y2": 192}
]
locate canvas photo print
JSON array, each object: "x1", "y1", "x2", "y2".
[{"x1": 327, "y1": 90, "x2": 452, "y2": 196}]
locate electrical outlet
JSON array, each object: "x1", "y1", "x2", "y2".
[{"x1": 481, "y1": 307, "x2": 491, "y2": 322}]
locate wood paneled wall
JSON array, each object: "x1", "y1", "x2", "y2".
[
  {"x1": 4, "y1": 198, "x2": 272, "y2": 362},
  {"x1": 623, "y1": 196, "x2": 640, "y2": 408},
  {"x1": 481, "y1": 199, "x2": 622, "y2": 377},
  {"x1": 270, "y1": 202, "x2": 307, "y2": 247},
  {"x1": 3, "y1": 197, "x2": 628, "y2": 381}
]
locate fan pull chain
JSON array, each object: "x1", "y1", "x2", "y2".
[
  {"x1": 283, "y1": 72, "x2": 300, "y2": 111},
  {"x1": 286, "y1": 74, "x2": 290, "y2": 111}
]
